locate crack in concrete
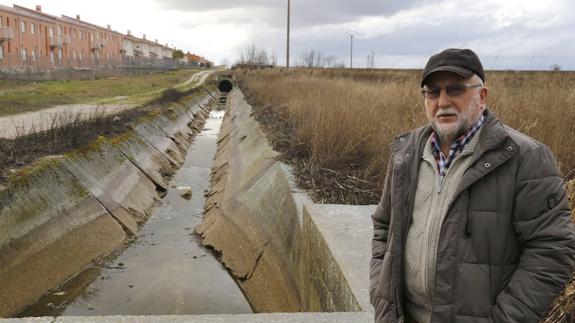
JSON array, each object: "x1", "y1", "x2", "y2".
[{"x1": 239, "y1": 241, "x2": 270, "y2": 283}]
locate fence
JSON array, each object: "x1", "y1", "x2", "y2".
[
  {"x1": 0, "y1": 53, "x2": 193, "y2": 72},
  {"x1": 0, "y1": 53, "x2": 201, "y2": 81}
]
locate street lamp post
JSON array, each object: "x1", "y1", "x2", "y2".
[
  {"x1": 286, "y1": 0, "x2": 291, "y2": 68},
  {"x1": 350, "y1": 34, "x2": 354, "y2": 69}
]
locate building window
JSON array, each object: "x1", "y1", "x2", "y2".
[
  {"x1": 0, "y1": 46, "x2": 3, "y2": 59},
  {"x1": 72, "y1": 51, "x2": 77, "y2": 59},
  {"x1": 50, "y1": 51, "x2": 54, "y2": 64},
  {"x1": 58, "y1": 48, "x2": 62, "y2": 63},
  {"x1": 57, "y1": 25, "x2": 62, "y2": 35},
  {"x1": 21, "y1": 48, "x2": 27, "y2": 60},
  {"x1": 49, "y1": 27, "x2": 54, "y2": 38},
  {"x1": 20, "y1": 20, "x2": 26, "y2": 33},
  {"x1": 79, "y1": 31, "x2": 82, "y2": 39},
  {"x1": 31, "y1": 49, "x2": 36, "y2": 61},
  {"x1": 30, "y1": 23, "x2": 35, "y2": 35}
]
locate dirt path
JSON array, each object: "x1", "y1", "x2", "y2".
[{"x1": 0, "y1": 70, "x2": 217, "y2": 139}]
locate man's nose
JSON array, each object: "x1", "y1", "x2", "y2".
[{"x1": 437, "y1": 88, "x2": 451, "y2": 108}]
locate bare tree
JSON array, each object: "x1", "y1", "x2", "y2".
[
  {"x1": 235, "y1": 44, "x2": 274, "y2": 65},
  {"x1": 295, "y1": 50, "x2": 345, "y2": 68},
  {"x1": 324, "y1": 55, "x2": 337, "y2": 67},
  {"x1": 550, "y1": 63, "x2": 562, "y2": 71},
  {"x1": 333, "y1": 61, "x2": 346, "y2": 68},
  {"x1": 367, "y1": 51, "x2": 375, "y2": 68},
  {"x1": 271, "y1": 50, "x2": 278, "y2": 66},
  {"x1": 298, "y1": 50, "x2": 316, "y2": 67}
]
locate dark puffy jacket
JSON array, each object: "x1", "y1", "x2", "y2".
[{"x1": 370, "y1": 110, "x2": 575, "y2": 322}]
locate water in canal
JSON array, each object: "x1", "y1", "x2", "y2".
[{"x1": 19, "y1": 109, "x2": 252, "y2": 317}]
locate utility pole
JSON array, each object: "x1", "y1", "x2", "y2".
[
  {"x1": 350, "y1": 34, "x2": 354, "y2": 69},
  {"x1": 286, "y1": 0, "x2": 291, "y2": 68}
]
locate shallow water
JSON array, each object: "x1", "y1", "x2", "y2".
[{"x1": 19, "y1": 109, "x2": 252, "y2": 317}]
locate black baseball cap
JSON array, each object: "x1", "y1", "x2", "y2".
[{"x1": 421, "y1": 48, "x2": 485, "y2": 87}]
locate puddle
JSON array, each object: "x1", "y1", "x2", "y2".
[{"x1": 18, "y1": 110, "x2": 251, "y2": 317}]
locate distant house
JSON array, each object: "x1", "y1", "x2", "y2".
[{"x1": 186, "y1": 52, "x2": 212, "y2": 68}]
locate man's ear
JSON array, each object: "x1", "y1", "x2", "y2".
[{"x1": 480, "y1": 85, "x2": 488, "y2": 106}]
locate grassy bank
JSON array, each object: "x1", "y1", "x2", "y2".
[
  {"x1": 0, "y1": 83, "x2": 213, "y2": 184},
  {"x1": 0, "y1": 69, "x2": 200, "y2": 116},
  {"x1": 239, "y1": 68, "x2": 575, "y2": 204}
]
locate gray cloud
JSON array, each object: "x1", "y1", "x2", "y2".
[
  {"x1": 159, "y1": 0, "x2": 575, "y2": 70},
  {"x1": 157, "y1": 0, "x2": 426, "y2": 28}
]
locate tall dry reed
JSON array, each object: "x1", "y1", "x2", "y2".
[{"x1": 240, "y1": 68, "x2": 575, "y2": 203}]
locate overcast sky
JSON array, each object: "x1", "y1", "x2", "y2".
[{"x1": 3, "y1": 0, "x2": 574, "y2": 70}]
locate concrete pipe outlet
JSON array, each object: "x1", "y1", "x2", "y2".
[{"x1": 218, "y1": 79, "x2": 233, "y2": 93}]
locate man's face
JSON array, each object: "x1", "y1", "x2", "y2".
[{"x1": 423, "y1": 71, "x2": 487, "y2": 143}]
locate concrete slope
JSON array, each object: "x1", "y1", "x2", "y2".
[
  {"x1": 196, "y1": 89, "x2": 375, "y2": 315},
  {"x1": 0, "y1": 158, "x2": 127, "y2": 317},
  {"x1": 197, "y1": 90, "x2": 303, "y2": 312},
  {"x1": 0, "y1": 88, "x2": 217, "y2": 317}
]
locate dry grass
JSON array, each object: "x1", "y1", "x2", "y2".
[
  {"x1": 239, "y1": 68, "x2": 575, "y2": 204},
  {"x1": 0, "y1": 69, "x2": 200, "y2": 116},
  {"x1": 0, "y1": 106, "x2": 149, "y2": 184}
]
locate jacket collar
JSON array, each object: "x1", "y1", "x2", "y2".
[{"x1": 472, "y1": 108, "x2": 511, "y2": 159}]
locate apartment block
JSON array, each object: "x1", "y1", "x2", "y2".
[{"x1": 0, "y1": 3, "x2": 203, "y2": 71}]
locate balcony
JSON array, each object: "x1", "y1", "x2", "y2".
[
  {"x1": 62, "y1": 34, "x2": 71, "y2": 44},
  {"x1": 0, "y1": 27, "x2": 15, "y2": 41},
  {"x1": 91, "y1": 39, "x2": 106, "y2": 50},
  {"x1": 49, "y1": 36, "x2": 63, "y2": 48}
]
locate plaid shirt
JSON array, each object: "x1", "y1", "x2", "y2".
[{"x1": 431, "y1": 115, "x2": 485, "y2": 188}]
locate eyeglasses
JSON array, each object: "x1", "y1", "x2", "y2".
[{"x1": 421, "y1": 83, "x2": 483, "y2": 99}]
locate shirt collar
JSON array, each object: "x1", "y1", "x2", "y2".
[{"x1": 431, "y1": 114, "x2": 486, "y2": 158}]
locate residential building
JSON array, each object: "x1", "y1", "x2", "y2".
[{"x1": 0, "y1": 4, "x2": 208, "y2": 71}]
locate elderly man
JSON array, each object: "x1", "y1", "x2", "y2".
[{"x1": 369, "y1": 48, "x2": 575, "y2": 323}]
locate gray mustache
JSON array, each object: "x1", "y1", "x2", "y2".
[{"x1": 436, "y1": 108, "x2": 458, "y2": 117}]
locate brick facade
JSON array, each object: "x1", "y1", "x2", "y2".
[{"x1": 0, "y1": 4, "x2": 205, "y2": 71}]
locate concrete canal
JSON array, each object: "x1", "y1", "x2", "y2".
[
  {"x1": 17, "y1": 109, "x2": 252, "y2": 317},
  {"x1": 4, "y1": 86, "x2": 375, "y2": 323}
]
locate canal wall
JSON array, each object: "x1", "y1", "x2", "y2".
[
  {"x1": 0, "y1": 90, "x2": 216, "y2": 317},
  {"x1": 196, "y1": 89, "x2": 375, "y2": 314}
]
